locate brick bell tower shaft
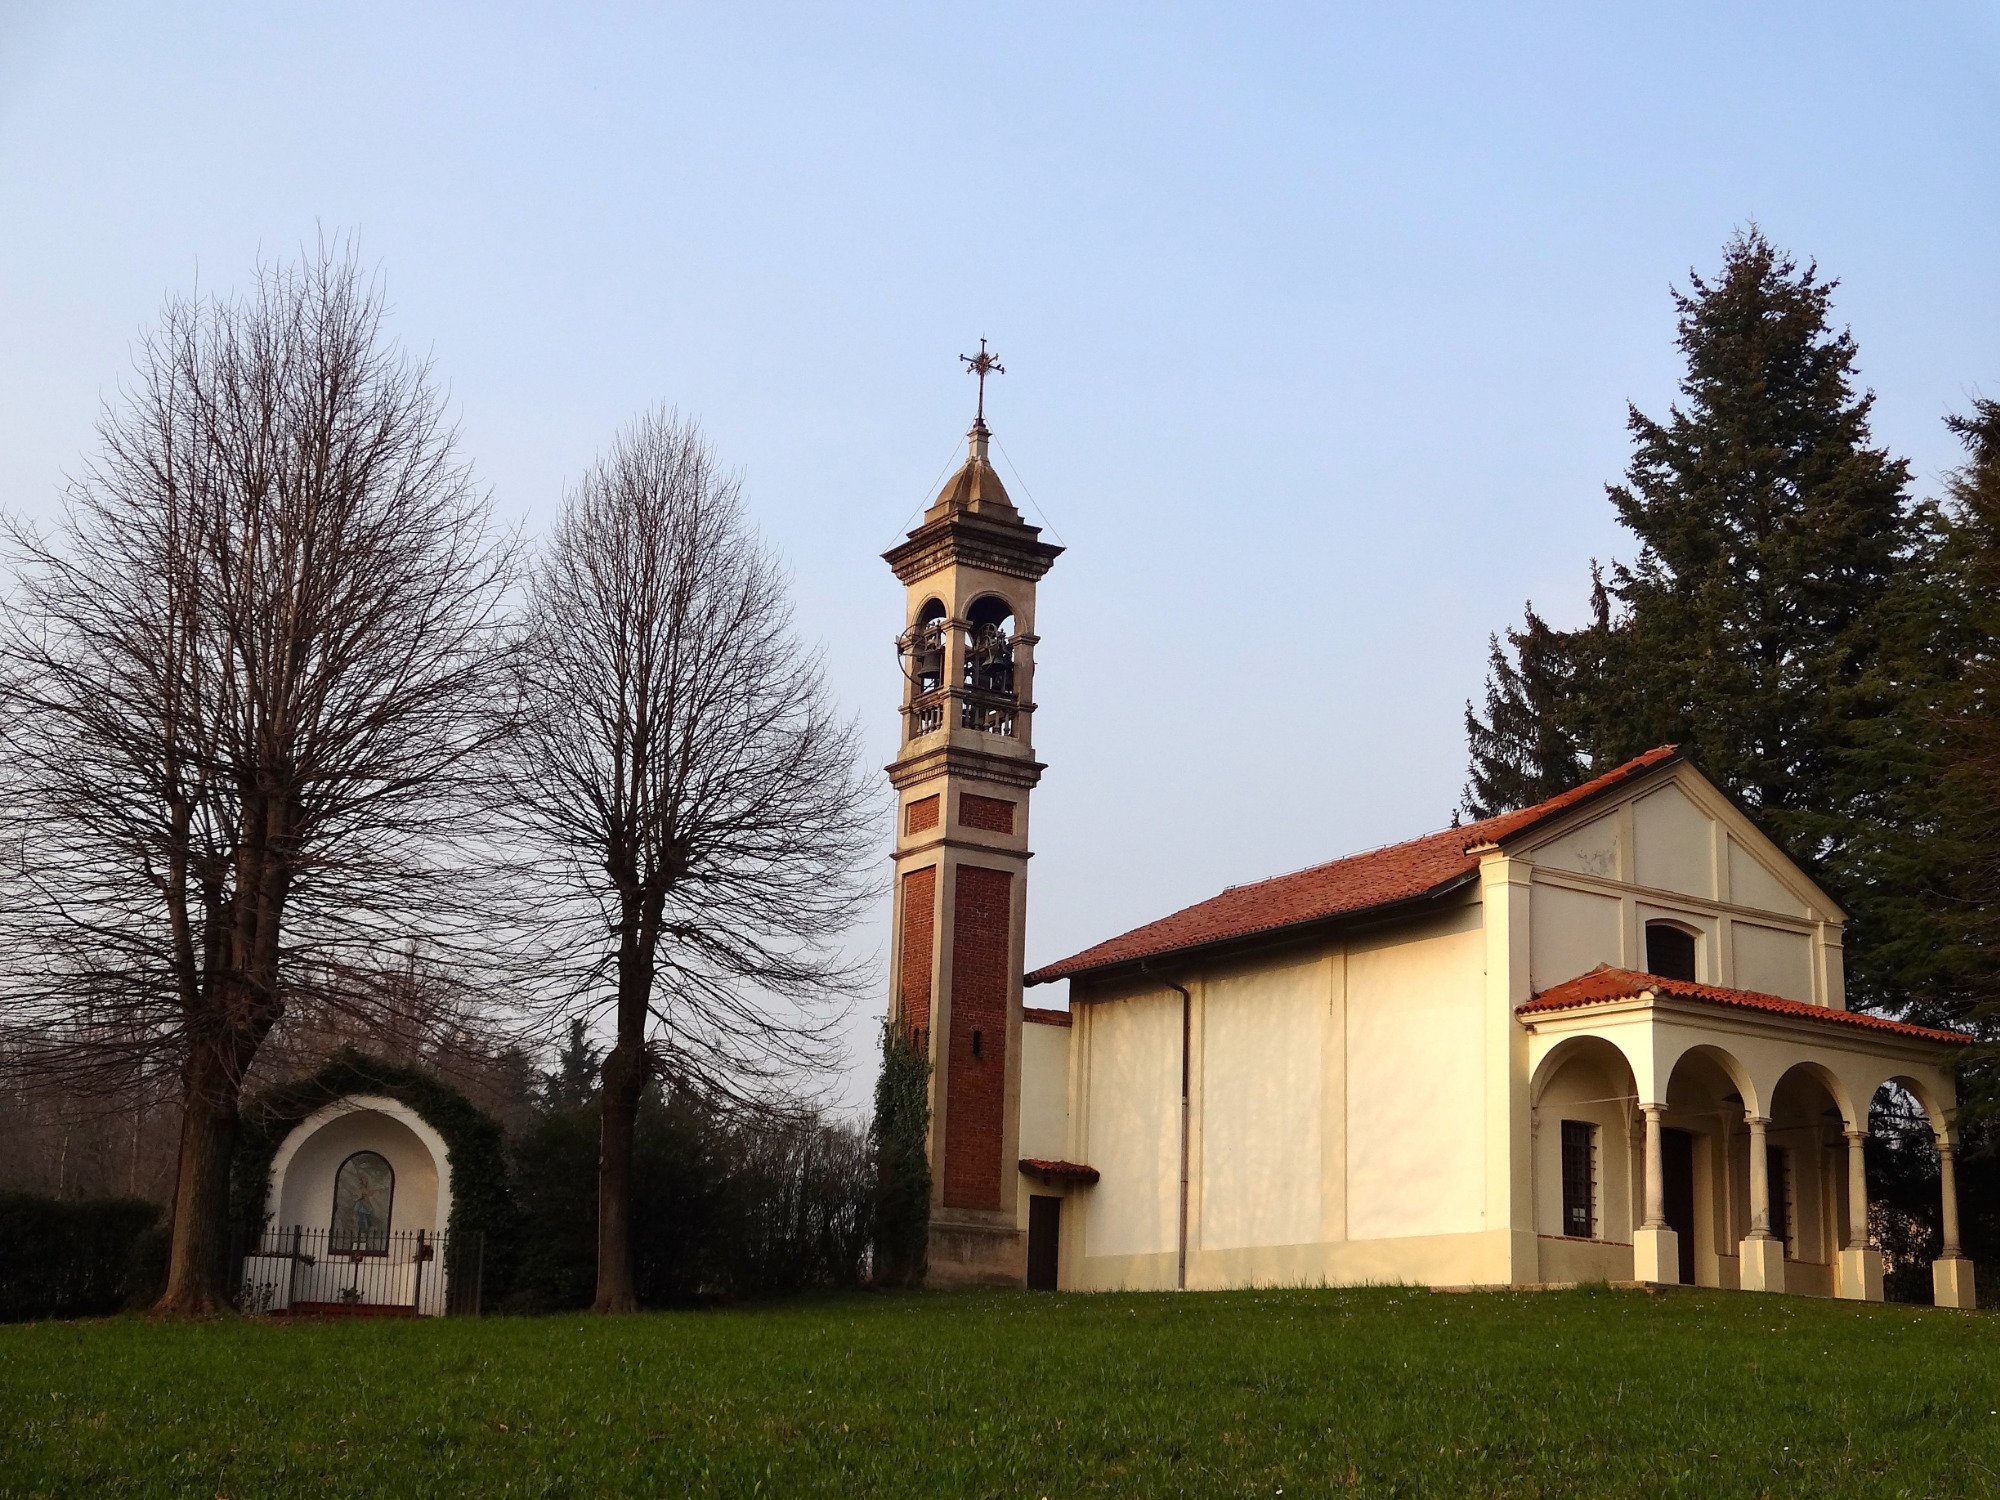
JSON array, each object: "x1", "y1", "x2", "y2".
[{"x1": 882, "y1": 352, "x2": 1061, "y2": 1286}]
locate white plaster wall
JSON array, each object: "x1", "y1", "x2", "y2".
[
  {"x1": 1733, "y1": 922, "x2": 1815, "y2": 1002},
  {"x1": 1018, "y1": 1021, "x2": 1071, "y2": 1162},
  {"x1": 1633, "y1": 786, "x2": 1716, "y2": 899},
  {"x1": 1081, "y1": 992, "x2": 1181, "y2": 1259},
  {"x1": 1728, "y1": 838, "x2": 1809, "y2": 917},
  {"x1": 1532, "y1": 813, "x2": 1620, "y2": 880},
  {"x1": 1198, "y1": 959, "x2": 1322, "y2": 1251},
  {"x1": 272, "y1": 1105, "x2": 442, "y2": 1238},
  {"x1": 1529, "y1": 883, "x2": 1623, "y2": 992},
  {"x1": 1345, "y1": 913, "x2": 1486, "y2": 1240}
]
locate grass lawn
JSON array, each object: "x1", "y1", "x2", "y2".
[{"x1": 1, "y1": 1285, "x2": 1996, "y2": 1498}]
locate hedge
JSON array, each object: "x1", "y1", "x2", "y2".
[{"x1": 0, "y1": 1193, "x2": 164, "y2": 1322}]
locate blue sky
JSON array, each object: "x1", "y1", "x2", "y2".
[{"x1": 4, "y1": 3, "x2": 1997, "y2": 1106}]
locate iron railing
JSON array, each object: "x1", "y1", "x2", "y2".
[{"x1": 235, "y1": 1226, "x2": 482, "y2": 1317}]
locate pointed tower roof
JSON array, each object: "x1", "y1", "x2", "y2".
[
  {"x1": 925, "y1": 418, "x2": 1021, "y2": 523},
  {"x1": 884, "y1": 342, "x2": 1062, "y2": 587}
]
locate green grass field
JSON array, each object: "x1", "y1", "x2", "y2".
[{"x1": 1, "y1": 1286, "x2": 1995, "y2": 1498}]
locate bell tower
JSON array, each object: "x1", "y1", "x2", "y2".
[{"x1": 884, "y1": 346, "x2": 1061, "y2": 1286}]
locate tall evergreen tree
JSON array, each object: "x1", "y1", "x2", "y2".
[
  {"x1": 1462, "y1": 228, "x2": 1934, "y2": 1013},
  {"x1": 1919, "y1": 400, "x2": 2000, "y2": 1027},
  {"x1": 1591, "y1": 228, "x2": 1917, "y2": 888},
  {"x1": 1461, "y1": 597, "x2": 1597, "y2": 820}
]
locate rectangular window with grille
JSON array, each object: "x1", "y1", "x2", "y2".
[
  {"x1": 1768, "y1": 1145, "x2": 1792, "y2": 1256},
  {"x1": 1560, "y1": 1120, "x2": 1596, "y2": 1238}
]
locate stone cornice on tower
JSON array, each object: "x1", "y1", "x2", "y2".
[
  {"x1": 883, "y1": 514, "x2": 1064, "y2": 586},
  {"x1": 886, "y1": 741, "x2": 1048, "y2": 792}
]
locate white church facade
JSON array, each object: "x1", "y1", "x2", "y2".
[
  {"x1": 883, "y1": 380, "x2": 1973, "y2": 1307},
  {"x1": 1017, "y1": 747, "x2": 1972, "y2": 1305}
]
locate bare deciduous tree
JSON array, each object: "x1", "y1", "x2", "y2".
[
  {"x1": 0, "y1": 245, "x2": 515, "y2": 1314},
  {"x1": 502, "y1": 410, "x2": 874, "y2": 1313}
]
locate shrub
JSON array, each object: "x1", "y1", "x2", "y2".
[
  {"x1": 0, "y1": 1193, "x2": 162, "y2": 1321},
  {"x1": 502, "y1": 1086, "x2": 871, "y2": 1311},
  {"x1": 870, "y1": 1022, "x2": 931, "y2": 1287}
]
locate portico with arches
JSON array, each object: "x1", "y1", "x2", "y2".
[{"x1": 1524, "y1": 979, "x2": 1971, "y2": 1303}]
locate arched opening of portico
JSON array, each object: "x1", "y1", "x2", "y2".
[
  {"x1": 1657, "y1": 1045, "x2": 1758, "y2": 1288},
  {"x1": 1760, "y1": 1063, "x2": 1853, "y2": 1297},
  {"x1": 1865, "y1": 1076, "x2": 1957, "y2": 1304},
  {"x1": 1530, "y1": 1036, "x2": 1639, "y2": 1283}
]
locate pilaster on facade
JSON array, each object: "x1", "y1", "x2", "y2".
[{"x1": 1479, "y1": 851, "x2": 1536, "y2": 1278}]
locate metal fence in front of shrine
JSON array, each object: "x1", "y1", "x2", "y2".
[{"x1": 233, "y1": 1227, "x2": 482, "y2": 1317}]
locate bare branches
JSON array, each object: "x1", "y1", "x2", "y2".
[
  {"x1": 501, "y1": 410, "x2": 877, "y2": 1104},
  {"x1": 498, "y1": 409, "x2": 875, "y2": 1311},
  {"x1": 0, "y1": 241, "x2": 517, "y2": 1310}
]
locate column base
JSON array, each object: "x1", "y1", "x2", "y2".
[
  {"x1": 1634, "y1": 1226, "x2": 1681, "y2": 1285},
  {"x1": 1933, "y1": 1255, "x2": 1977, "y2": 1311},
  {"x1": 1837, "y1": 1246, "x2": 1884, "y2": 1302},
  {"x1": 1739, "y1": 1234, "x2": 1787, "y2": 1293},
  {"x1": 923, "y1": 1213, "x2": 1025, "y2": 1289}
]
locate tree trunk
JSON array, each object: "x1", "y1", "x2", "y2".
[
  {"x1": 154, "y1": 1040, "x2": 242, "y2": 1317},
  {"x1": 592, "y1": 1034, "x2": 644, "y2": 1313},
  {"x1": 593, "y1": 891, "x2": 657, "y2": 1314}
]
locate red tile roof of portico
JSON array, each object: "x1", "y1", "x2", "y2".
[
  {"x1": 1521, "y1": 965, "x2": 1971, "y2": 1046},
  {"x1": 1025, "y1": 746, "x2": 1683, "y2": 985}
]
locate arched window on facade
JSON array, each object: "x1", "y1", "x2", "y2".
[
  {"x1": 330, "y1": 1150, "x2": 395, "y2": 1255},
  {"x1": 1644, "y1": 921, "x2": 1699, "y2": 983},
  {"x1": 962, "y1": 595, "x2": 1016, "y2": 735}
]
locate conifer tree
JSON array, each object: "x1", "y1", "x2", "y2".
[
  {"x1": 1593, "y1": 228, "x2": 1917, "y2": 885},
  {"x1": 868, "y1": 1021, "x2": 931, "y2": 1287},
  {"x1": 1462, "y1": 229, "x2": 1934, "y2": 1014},
  {"x1": 1918, "y1": 400, "x2": 2000, "y2": 1026},
  {"x1": 1460, "y1": 600, "x2": 1595, "y2": 820},
  {"x1": 1943, "y1": 394, "x2": 2000, "y2": 898}
]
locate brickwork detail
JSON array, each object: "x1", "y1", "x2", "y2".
[
  {"x1": 959, "y1": 793, "x2": 1016, "y2": 834},
  {"x1": 905, "y1": 795, "x2": 940, "y2": 834},
  {"x1": 943, "y1": 865, "x2": 1013, "y2": 1210},
  {"x1": 898, "y1": 866, "x2": 936, "y2": 1037}
]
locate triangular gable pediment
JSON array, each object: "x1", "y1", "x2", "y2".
[{"x1": 1506, "y1": 760, "x2": 1844, "y2": 925}]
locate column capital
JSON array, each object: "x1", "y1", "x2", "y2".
[
  {"x1": 1935, "y1": 1134, "x2": 1959, "y2": 1157},
  {"x1": 1641, "y1": 1102, "x2": 1667, "y2": 1119},
  {"x1": 1744, "y1": 1114, "x2": 1771, "y2": 1130},
  {"x1": 1843, "y1": 1126, "x2": 1869, "y2": 1143}
]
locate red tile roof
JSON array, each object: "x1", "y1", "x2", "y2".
[
  {"x1": 1018, "y1": 1158, "x2": 1101, "y2": 1184},
  {"x1": 1023, "y1": 1006, "x2": 1073, "y2": 1027},
  {"x1": 1025, "y1": 746, "x2": 1683, "y2": 985},
  {"x1": 1520, "y1": 965, "x2": 1971, "y2": 1045}
]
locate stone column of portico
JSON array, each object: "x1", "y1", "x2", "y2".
[
  {"x1": 1932, "y1": 1135, "x2": 1978, "y2": 1310},
  {"x1": 1739, "y1": 1115, "x2": 1786, "y2": 1293},
  {"x1": 1633, "y1": 1104, "x2": 1681, "y2": 1285},
  {"x1": 1837, "y1": 1128, "x2": 1884, "y2": 1302}
]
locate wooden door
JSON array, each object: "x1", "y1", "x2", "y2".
[
  {"x1": 1662, "y1": 1128, "x2": 1697, "y2": 1284},
  {"x1": 1027, "y1": 1195, "x2": 1061, "y2": 1291}
]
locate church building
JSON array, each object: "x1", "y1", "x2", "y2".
[{"x1": 884, "y1": 368, "x2": 1973, "y2": 1307}]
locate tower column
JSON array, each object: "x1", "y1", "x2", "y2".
[{"x1": 884, "y1": 361, "x2": 1061, "y2": 1287}]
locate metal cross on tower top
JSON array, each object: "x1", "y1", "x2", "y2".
[{"x1": 959, "y1": 338, "x2": 1004, "y2": 422}]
